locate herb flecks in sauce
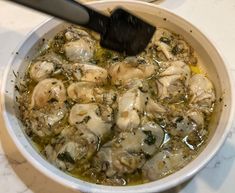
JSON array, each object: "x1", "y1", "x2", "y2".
[{"x1": 18, "y1": 26, "x2": 216, "y2": 186}]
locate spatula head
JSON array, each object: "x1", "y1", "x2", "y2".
[{"x1": 100, "y1": 8, "x2": 156, "y2": 56}]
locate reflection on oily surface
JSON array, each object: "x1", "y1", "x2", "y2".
[
  {"x1": 0, "y1": 116, "x2": 80, "y2": 193},
  {"x1": 16, "y1": 24, "x2": 216, "y2": 185},
  {"x1": 1, "y1": 0, "x2": 235, "y2": 193},
  {"x1": 0, "y1": 122, "x2": 192, "y2": 193}
]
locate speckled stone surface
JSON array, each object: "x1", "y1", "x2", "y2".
[{"x1": 0, "y1": 0, "x2": 235, "y2": 193}]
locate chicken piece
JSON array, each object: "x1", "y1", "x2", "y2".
[
  {"x1": 64, "y1": 27, "x2": 90, "y2": 41},
  {"x1": 93, "y1": 122, "x2": 164, "y2": 177},
  {"x1": 73, "y1": 63, "x2": 108, "y2": 84},
  {"x1": 155, "y1": 42, "x2": 173, "y2": 60},
  {"x1": 67, "y1": 82, "x2": 116, "y2": 105},
  {"x1": 140, "y1": 122, "x2": 165, "y2": 155},
  {"x1": 30, "y1": 78, "x2": 66, "y2": 108},
  {"x1": 28, "y1": 103, "x2": 67, "y2": 137},
  {"x1": 64, "y1": 38, "x2": 94, "y2": 62},
  {"x1": 150, "y1": 28, "x2": 192, "y2": 62},
  {"x1": 117, "y1": 79, "x2": 166, "y2": 130},
  {"x1": 69, "y1": 103, "x2": 113, "y2": 138},
  {"x1": 145, "y1": 98, "x2": 166, "y2": 117},
  {"x1": 150, "y1": 28, "x2": 174, "y2": 60},
  {"x1": 94, "y1": 141, "x2": 146, "y2": 176},
  {"x1": 29, "y1": 61, "x2": 55, "y2": 82},
  {"x1": 142, "y1": 149, "x2": 187, "y2": 180},
  {"x1": 168, "y1": 109, "x2": 204, "y2": 138},
  {"x1": 67, "y1": 82, "x2": 96, "y2": 103},
  {"x1": 117, "y1": 122, "x2": 164, "y2": 156},
  {"x1": 92, "y1": 142, "x2": 117, "y2": 177},
  {"x1": 170, "y1": 116, "x2": 196, "y2": 137},
  {"x1": 189, "y1": 74, "x2": 215, "y2": 113},
  {"x1": 109, "y1": 58, "x2": 156, "y2": 85},
  {"x1": 156, "y1": 61, "x2": 191, "y2": 99},
  {"x1": 62, "y1": 125, "x2": 99, "y2": 159},
  {"x1": 125, "y1": 79, "x2": 149, "y2": 92},
  {"x1": 117, "y1": 131, "x2": 146, "y2": 153},
  {"x1": 160, "y1": 61, "x2": 190, "y2": 82},
  {"x1": 57, "y1": 141, "x2": 86, "y2": 163},
  {"x1": 45, "y1": 125, "x2": 99, "y2": 171},
  {"x1": 112, "y1": 151, "x2": 145, "y2": 175},
  {"x1": 116, "y1": 88, "x2": 147, "y2": 131},
  {"x1": 187, "y1": 109, "x2": 204, "y2": 126},
  {"x1": 37, "y1": 52, "x2": 64, "y2": 65}
]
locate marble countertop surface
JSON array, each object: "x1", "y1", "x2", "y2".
[{"x1": 0, "y1": 0, "x2": 235, "y2": 193}]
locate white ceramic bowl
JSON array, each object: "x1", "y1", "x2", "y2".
[{"x1": 1, "y1": 1, "x2": 234, "y2": 193}]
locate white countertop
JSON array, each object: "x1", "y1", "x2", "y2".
[{"x1": 0, "y1": 0, "x2": 235, "y2": 193}]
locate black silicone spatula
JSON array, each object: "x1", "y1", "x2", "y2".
[{"x1": 8, "y1": 0, "x2": 156, "y2": 55}]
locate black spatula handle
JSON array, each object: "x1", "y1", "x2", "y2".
[{"x1": 9, "y1": 0, "x2": 109, "y2": 34}]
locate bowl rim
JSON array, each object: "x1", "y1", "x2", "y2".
[{"x1": 1, "y1": 1, "x2": 234, "y2": 193}]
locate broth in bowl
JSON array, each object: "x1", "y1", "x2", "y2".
[{"x1": 17, "y1": 25, "x2": 215, "y2": 185}]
